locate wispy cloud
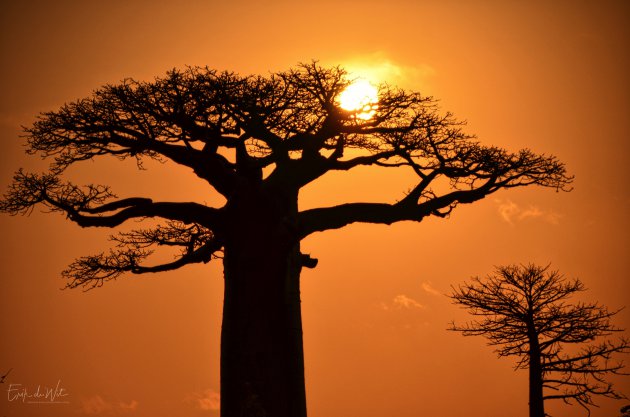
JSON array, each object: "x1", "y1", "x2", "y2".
[
  {"x1": 421, "y1": 281, "x2": 441, "y2": 296},
  {"x1": 118, "y1": 400, "x2": 138, "y2": 411},
  {"x1": 79, "y1": 395, "x2": 138, "y2": 415},
  {"x1": 185, "y1": 388, "x2": 220, "y2": 411},
  {"x1": 380, "y1": 294, "x2": 425, "y2": 311},
  {"x1": 339, "y1": 52, "x2": 435, "y2": 88},
  {"x1": 392, "y1": 294, "x2": 424, "y2": 309},
  {"x1": 80, "y1": 396, "x2": 111, "y2": 415},
  {"x1": 495, "y1": 199, "x2": 561, "y2": 225}
]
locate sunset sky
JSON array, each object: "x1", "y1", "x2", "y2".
[{"x1": 1, "y1": 1, "x2": 628, "y2": 416}]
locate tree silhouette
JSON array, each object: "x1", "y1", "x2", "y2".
[
  {"x1": 449, "y1": 264, "x2": 628, "y2": 417},
  {"x1": 0, "y1": 63, "x2": 572, "y2": 417}
]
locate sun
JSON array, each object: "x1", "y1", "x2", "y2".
[{"x1": 337, "y1": 79, "x2": 378, "y2": 120}]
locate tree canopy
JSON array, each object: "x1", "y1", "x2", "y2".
[{"x1": 0, "y1": 63, "x2": 572, "y2": 290}]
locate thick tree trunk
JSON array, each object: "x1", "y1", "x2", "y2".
[
  {"x1": 220, "y1": 186, "x2": 307, "y2": 417},
  {"x1": 527, "y1": 329, "x2": 545, "y2": 417}
]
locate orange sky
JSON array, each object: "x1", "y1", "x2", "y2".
[{"x1": 1, "y1": 1, "x2": 629, "y2": 416}]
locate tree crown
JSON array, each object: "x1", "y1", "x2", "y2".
[{"x1": 1, "y1": 63, "x2": 573, "y2": 289}]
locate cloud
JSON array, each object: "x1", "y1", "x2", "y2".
[
  {"x1": 392, "y1": 294, "x2": 424, "y2": 309},
  {"x1": 185, "y1": 389, "x2": 220, "y2": 412},
  {"x1": 118, "y1": 400, "x2": 138, "y2": 411},
  {"x1": 79, "y1": 396, "x2": 138, "y2": 415},
  {"x1": 421, "y1": 281, "x2": 441, "y2": 296},
  {"x1": 80, "y1": 396, "x2": 112, "y2": 415},
  {"x1": 337, "y1": 52, "x2": 435, "y2": 88},
  {"x1": 495, "y1": 199, "x2": 561, "y2": 225}
]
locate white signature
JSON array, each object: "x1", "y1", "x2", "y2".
[{"x1": 6, "y1": 380, "x2": 69, "y2": 404}]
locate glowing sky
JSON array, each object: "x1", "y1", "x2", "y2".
[{"x1": 1, "y1": 1, "x2": 628, "y2": 416}]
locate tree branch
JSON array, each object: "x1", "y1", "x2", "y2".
[
  {"x1": 65, "y1": 221, "x2": 223, "y2": 290},
  {"x1": 0, "y1": 170, "x2": 222, "y2": 230},
  {"x1": 298, "y1": 179, "x2": 497, "y2": 238}
]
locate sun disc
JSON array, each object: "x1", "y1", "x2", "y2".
[{"x1": 338, "y1": 79, "x2": 378, "y2": 120}]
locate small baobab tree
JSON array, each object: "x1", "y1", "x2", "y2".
[{"x1": 450, "y1": 264, "x2": 628, "y2": 417}]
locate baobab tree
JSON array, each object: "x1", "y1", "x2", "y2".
[
  {"x1": 450, "y1": 264, "x2": 628, "y2": 417},
  {"x1": 0, "y1": 63, "x2": 572, "y2": 417}
]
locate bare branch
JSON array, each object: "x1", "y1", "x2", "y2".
[
  {"x1": 298, "y1": 177, "x2": 495, "y2": 237},
  {"x1": 65, "y1": 221, "x2": 222, "y2": 290},
  {"x1": 0, "y1": 170, "x2": 222, "y2": 230}
]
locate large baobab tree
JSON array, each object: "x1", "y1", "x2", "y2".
[
  {"x1": 450, "y1": 264, "x2": 628, "y2": 417},
  {"x1": 0, "y1": 63, "x2": 572, "y2": 417}
]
